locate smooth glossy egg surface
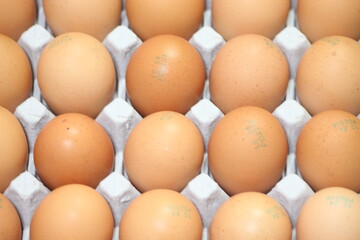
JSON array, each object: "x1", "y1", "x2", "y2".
[
  {"x1": 30, "y1": 184, "x2": 114, "y2": 240},
  {"x1": 210, "y1": 34, "x2": 289, "y2": 114},
  {"x1": 296, "y1": 110, "x2": 360, "y2": 192},
  {"x1": 43, "y1": 0, "x2": 122, "y2": 41},
  {"x1": 119, "y1": 189, "x2": 203, "y2": 240},
  {"x1": 212, "y1": 0, "x2": 290, "y2": 40},
  {"x1": 210, "y1": 192, "x2": 292, "y2": 240},
  {"x1": 126, "y1": 34, "x2": 206, "y2": 117},
  {"x1": 124, "y1": 111, "x2": 204, "y2": 192},
  {"x1": 208, "y1": 106, "x2": 288, "y2": 195},
  {"x1": 126, "y1": 0, "x2": 204, "y2": 40},
  {"x1": 0, "y1": 34, "x2": 32, "y2": 113},
  {"x1": 0, "y1": 106, "x2": 28, "y2": 193},
  {"x1": 34, "y1": 113, "x2": 114, "y2": 190},
  {"x1": 37, "y1": 32, "x2": 116, "y2": 118}
]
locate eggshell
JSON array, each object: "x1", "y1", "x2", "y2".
[
  {"x1": 210, "y1": 192, "x2": 292, "y2": 240},
  {"x1": 124, "y1": 111, "x2": 204, "y2": 192},
  {"x1": 34, "y1": 113, "x2": 115, "y2": 190},
  {"x1": 209, "y1": 34, "x2": 290, "y2": 114},
  {"x1": 212, "y1": 0, "x2": 290, "y2": 41},
  {"x1": 126, "y1": 34, "x2": 206, "y2": 117},
  {"x1": 37, "y1": 32, "x2": 116, "y2": 118},
  {"x1": 0, "y1": 34, "x2": 33, "y2": 113},
  {"x1": 30, "y1": 184, "x2": 114, "y2": 240},
  {"x1": 0, "y1": 193, "x2": 22, "y2": 240},
  {"x1": 43, "y1": 0, "x2": 122, "y2": 41},
  {"x1": 296, "y1": 110, "x2": 360, "y2": 192},
  {"x1": 297, "y1": 0, "x2": 360, "y2": 43},
  {"x1": 0, "y1": 0, "x2": 36, "y2": 40},
  {"x1": 296, "y1": 36, "x2": 360, "y2": 116},
  {"x1": 126, "y1": 0, "x2": 204, "y2": 40},
  {"x1": 208, "y1": 106, "x2": 288, "y2": 195},
  {"x1": 119, "y1": 189, "x2": 203, "y2": 240},
  {"x1": 0, "y1": 106, "x2": 28, "y2": 193},
  {"x1": 296, "y1": 187, "x2": 360, "y2": 240}
]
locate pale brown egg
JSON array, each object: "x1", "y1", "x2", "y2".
[
  {"x1": 209, "y1": 34, "x2": 290, "y2": 114},
  {"x1": 124, "y1": 111, "x2": 204, "y2": 192},
  {"x1": 212, "y1": 0, "x2": 290, "y2": 41},
  {"x1": 0, "y1": 0, "x2": 36, "y2": 40},
  {"x1": 43, "y1": 0, "x2": 122, "y2": 41},
  {"x1": 297, "y1": 0, "x2": 360, "y2": 43},
  {"x1": 0, "y1": 34, "x2": 32, "y2": 113},
  {"x1": 0, "y1": 106, "x2": 28, "y2": 193},
  {"x1": 37, "y1": 32, "x2": 116, "y2": 118},
  {"x1": 296, "y1": 36, "x2": 360, "y2": 116},
  {"x1": 297, "y1": 187, "x2": 360, "y2": 240},
  {"x1": 0, "y1": 193, "x2": 22, "y2": 240},
  {"x1": 296, "y1": 110, "x2": 360, "y2": 193},
  {"x1": 34, "y1": 113, "x2": 114, "y2": 190},
  {"x1": 210, "y1": 192, "x2": 292, "y2": 240},
  {"x1": 30, "y1": 184, "x2": 114, "y2": 240},
  {"x1": 126, "y1": 0, "x2": 204, "y2": 41},
  {"x1": 119, "y1": 189, "x2": 203, "y2": 240},
  {"x1": 126, "y1": 34, "x2": 206, "y2": 117},
  {"x1": 208, "y1": 106, "x2": 288, "y2": 195}
]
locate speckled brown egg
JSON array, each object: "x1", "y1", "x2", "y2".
[
  {"x1": 0, "y1": 0, "x2": 36, "y2": 40},
  {"x1": 209, "y1": 34, "x2": 290, "y2": 114},
  {"x1": 0, "y1": 193, "x2": 22, "y2": 240},
  {"x1": 119, "y1": 189, "x2": 203, "y2": 240},
  {"x1": 34, "y1": 113, "x2": 114, "y2": 190},
  {"x1": 208, "y1": 106, "x2": 288, "y2": 195},
  {"x1": 296, "y1": 110, "x2": 360, "y2": 193},
  {"x1": 126, "y1": 0, "x2": 204, "y2": 40},
  {"x1": 296, "y1": 36, "x2": 360, "y2": 116},
  {"x1": 43, "y1": 0, "x2": 122, "y2": 41},
  {"x1": 297, "y1": 0, "x2": 360, "y2": 43},
  {"x1": 210, "y1": 192, "x2": 292, "y2": 240},
  {"x1": 126, "y1": 34, "x2": 206, "y2": 117},
  {"x1": 0, "y1": 34, "x2": 32, "y2": 113},
  {"x1": 0, "y1": 106, "x2": 28, "y2": 193},
  {"x1": 37, "y1": 32, "x2": 116, "y2": 118},
  {"x1": 124, "y1": 111, "x2": 204, "y2": 192},
  {"x1": 212, "y1": 0, "x2": 290, "y2": 41},
  {"x1": 297, "y1": 187, "x2": 360, "y2": 240},
  {"x1": 30, "y1": 184, "x2": 114, "y2": 240}
]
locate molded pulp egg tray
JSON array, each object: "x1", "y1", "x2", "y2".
[{"x1": 3, "y1": 0, "x2": 360, "y2": 240}]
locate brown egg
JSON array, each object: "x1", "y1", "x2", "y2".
[
  {"x1": 208, "y1": 106, "x2": 288, "y2": 195},
  {"x1": 297, "y1": 187, "x2": 360, "y2": 240},
  {"x1": 209, "y1": 34, "x2": 290, "y2": 114},
  {"x1": 126, "y1": 34, "x2": 206, "y2": 117},
  {"x1": 30, "y1": 184, "x2": 114, "y2": 240},
  {"x1": 0, "y1": 193, "x2": 22, "y2": 240},
  {"x1": 37, "y1": 32, "x2": 116, "y2": 118},
  {"x1": 0, "y1": 106, "x2": 28, "y2": 193},
  {"x1": 126, "y1": 0, "x2": 204, "y2": 41},
  {"x1": 296, "y1": 36, "x2": 360, "y2": 116},
  {"x1": 210, "y1": 192, "x2": 292, "y2": 240},
  {"x1": 124, "y1": 111, "x2": 204, "y2": 192},
  {"x1": 0, "y1": 34, "x2": 33, "y2": 112},
  {"x1": 43, "y1": 0, "x2": 122, "y2": 41},
  {"x1": 0, "y1": 0, "x2": 36, "y2": 40},
  {"x1": 212, "y1": 0, "x2": 290, "y2": 41},
  {"x1": 34, "y1": 113, "x2": 114, "y2": 190},
  {"x1": 297, "y1": 0, "x2": 360, "y2": 43},
  {"x1": 296, "y1": 110, "x2": 360, "y2": 192},
  {"x1": 119, "y1": 189, "x2": 203, "y2": 240}
]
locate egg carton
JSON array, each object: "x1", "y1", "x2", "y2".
[{"x1": 3, "y1": 1, "x2": 360, "y2": 240}]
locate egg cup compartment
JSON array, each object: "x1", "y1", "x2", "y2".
[{"x1": 5, "y1": 1, "x2": 360, "y2": 240}]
